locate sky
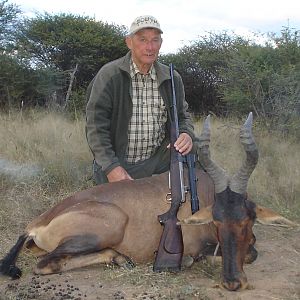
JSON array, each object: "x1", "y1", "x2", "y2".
[{"x1": 9, "y1": 0, "x2": 300, "y2": 54}]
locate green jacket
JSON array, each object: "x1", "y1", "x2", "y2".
[{"x1": 86, "y1": 51, "x2": 195, "y2": 175}]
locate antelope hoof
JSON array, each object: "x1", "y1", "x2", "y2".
[
  {"x1": 113, "y1": 255, "x2": 135, "y2": 270},
  {"x1": 181, "y1": 255, "x2": 194, "y2": 269}
]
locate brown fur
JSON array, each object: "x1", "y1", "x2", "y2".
[{"x1": 26, "y1": 169, "x2": 215, "y2": 264}]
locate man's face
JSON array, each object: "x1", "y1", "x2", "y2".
[{"x1": 126, "y1": 28, "x2": 162, "y2": 73}]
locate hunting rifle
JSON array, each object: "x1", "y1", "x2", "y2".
[
  {"x1": 186, "y1": 153, "x2": 200, "y2": 214},
  {"x1": 153, "y1": 63, "x2": 185, "y2": 272}
]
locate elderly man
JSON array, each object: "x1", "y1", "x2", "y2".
[{"x1": 86, "y1": 15, "x2": 195, "y2": 184}]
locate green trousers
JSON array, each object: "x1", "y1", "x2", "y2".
[{"x1": 92, "y1": 139, "x2": 170, "y2": 185}]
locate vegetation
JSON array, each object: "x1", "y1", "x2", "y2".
[
  {"x1": 0, "y1": 3, "x2": 299, "y2": 298},
  {"x1": 0, "y1": 1, "x2": 299, "y2": 225},
  {"x1": 161, "y1": 29, "x2": 300, "y2": 136},
  {"x1": 0, "y1": 0, "x2": 299, "y2": 136},
  {"x1": 0, "y1": 112, "x2": 299, "y2": 299},
  {"x1": 0, "y1": 0, "x2": 20, "y2": 47},
  {"x1": 0, "y1": 1, "x2": 128, "y2": 112},
  {"x1": 0, "y1": 112, "x2": 299, "y2": 237}
]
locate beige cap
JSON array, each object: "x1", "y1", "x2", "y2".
[{"x1": 128, "y1": 15, "x2": 163, "y2": 35}]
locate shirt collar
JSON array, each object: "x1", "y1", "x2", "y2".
[{"x1": 130, "y1": 59, "x2": 156, "y2": 80}]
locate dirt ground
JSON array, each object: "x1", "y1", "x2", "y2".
[{"x1": 0, "y1": 225, "x2": 299, "y2": 300}]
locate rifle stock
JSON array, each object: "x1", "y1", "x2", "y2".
[{"x1": 153, "y1": 64, "x2": 184, "y2": 272}]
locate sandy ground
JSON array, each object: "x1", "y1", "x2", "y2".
[{"x1": 0, "y1": 225, "x2": 299, "y2": 300}]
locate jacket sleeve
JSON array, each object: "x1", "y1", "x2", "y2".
[
  {"x1": 175, "y1": 73, "x2": 195, "y2": 140},
  {"x1": 85, "y1": 70, "x2": 120, "y2": 174}
]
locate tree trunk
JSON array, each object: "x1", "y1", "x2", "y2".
[{"x1": 64, "y1": 63, "x2": 78, "y2": 110}]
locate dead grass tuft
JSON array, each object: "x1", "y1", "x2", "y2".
[{"x1": 0, "y1": 110, "x2": 299, "y2": 253}]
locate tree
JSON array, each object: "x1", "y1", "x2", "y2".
[
  {"x1": 0, "y1": 0, "x2": 20, "y2": 49},
  {"x1": 0, "y1": 54, "x2": 40, "y2": 109},
  {"x1": 160, "y1": 32, "x2": 249, "y2": 115},
  {"x1": 0, "y1": 1, "x2": 25, "y2": 109},
  {"x1": 15, "y1": 13, "x2": 128, "y2": 107},
  {"x1": 222, "y1": 26, "x2": 300, "y2": 134}
]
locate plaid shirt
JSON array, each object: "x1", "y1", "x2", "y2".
[{"x1": 125, "y1": 60, "x2": 167, "y2": 163}]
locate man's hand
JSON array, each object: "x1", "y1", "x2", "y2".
[
  {"x1": 107, "y1": 166, "x2": 133, "y2": 183},
  {"x1": 174, "y1": 133, "x2": 193, "y2": 155}
]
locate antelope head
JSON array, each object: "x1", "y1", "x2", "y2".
[{"x1": 184, "y1": 113, "x2": 259, "y2": 291}]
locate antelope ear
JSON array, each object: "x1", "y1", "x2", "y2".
[
  {"x1": 255, "y1": 205, "x2": 297, "y2": 227},
  {"x1": 180, "y1": 205, "x2": 213, "y2": 225}
]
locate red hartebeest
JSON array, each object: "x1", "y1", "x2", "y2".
[{"x1": 0, "y1": 113, "x2": 294, "y2": 291}]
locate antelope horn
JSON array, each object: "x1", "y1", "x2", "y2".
[
  {"x1": 230, "y1": 112, "x2": 259, "y2": 194},
  {"x1": 197, "y1": 115, "x2": 228, "y2": 193}
]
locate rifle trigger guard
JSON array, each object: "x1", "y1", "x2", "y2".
[
  {"x1": 165, "y1": 192, "x2": 172, "y2": 203},
  {"x1": 165, "y1": 190, "x2": 188, "y2": 204}
]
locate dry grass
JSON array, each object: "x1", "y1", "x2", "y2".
[
  {"x1": 0, "y1": 110, "x2": 299, "y2": 242},
  {"x1": 0, "y1": 110, "x2": 88, "y2": 163},
  {"x1": 0, "y1": 110, "x2": 299, "y2": 300},
  {"x1": 0, "y1": 110, "x2": 93, "y2": 191}
]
